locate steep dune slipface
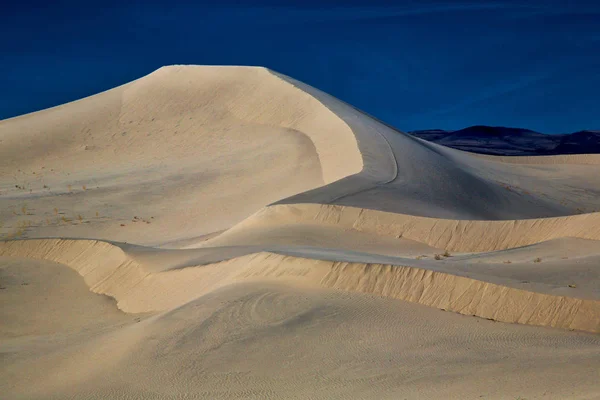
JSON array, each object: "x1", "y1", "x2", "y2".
[
  {"x1": 274, "y1": 72, "x2": 600, "y2": 219},
  {"x1": 1, "y1": 65, "x2": 600, "y2": 399}
]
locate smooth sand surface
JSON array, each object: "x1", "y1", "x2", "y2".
[{"x1": 1, "y1": 65, "x2": 599, "y2": 399}]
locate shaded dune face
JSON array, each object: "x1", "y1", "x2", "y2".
[
  {"x1": 1, "y1": 66, "x2": 599, "y2": 399},
  {"x1": 273, "y1": 72, "x2": 600, "y2": 220}
]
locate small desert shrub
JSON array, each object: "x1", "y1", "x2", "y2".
[
  {"x1": 533, "y1": 257, "x2": 542, "y2": 263},
  {"x1": 443, "y1": 250, "x2": 451, "y2": 257},
  {"x1": 434, "y1": 254, "x2": 443, "y2": 260}
]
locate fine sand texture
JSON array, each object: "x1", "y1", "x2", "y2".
[{"x1": 1, "y1": 65, "x2": 599, "y2": 399}]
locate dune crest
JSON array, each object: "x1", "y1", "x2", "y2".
[
  {"x1": 1, "y1": 237, "x2": 598, "y2": 333},
  {"x1": 217, "y1": 203, "x2": 600, "y2": 252}
]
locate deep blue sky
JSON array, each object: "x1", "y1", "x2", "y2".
[{"x1": 2, "y1": 0, "x2": 599, "y2": 132}]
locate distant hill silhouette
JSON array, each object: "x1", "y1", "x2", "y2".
[{"x1": 409, "y1": 126, "x2": 600, "y2": 156}]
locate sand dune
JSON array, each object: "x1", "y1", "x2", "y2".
[
  {"x1": 4, "y1": 280, "x2": 600, "y2": 400},
  {"x1": 1, "y1": 237, "x2": 598, "y2": 333},
  {"x1": 215, "y1": 203, "x2": 600, "y2": 252},
  {"x1": 1, "y1": 65, "x2": 599, "y2": 399},
  {"x1": 0, "y1": 66, "x2": 360, "y2": 244}
]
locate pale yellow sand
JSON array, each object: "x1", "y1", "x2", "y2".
[
  {"x1": 1, "y1": 65, "x2": 599, "y2": 399},
  {"x1": 2, "y1": 276, "x2": 599, "y2": 400}
]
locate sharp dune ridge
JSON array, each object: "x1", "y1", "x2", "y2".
[
  {"x1": 220, "y1": 203, "x2": 600, "y2": 252},
  {"x1": 1, "y1": 238, "x2": 598, "y2": 334},
  {"x1": 1, "y1": 65, "x2": 599, "y2": 399}
]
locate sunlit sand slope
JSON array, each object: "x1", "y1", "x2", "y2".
[
  {"x1": 0, "y1": 66, "x2": 360, "y2": 244},
  {"x1": 2, "y1": 279, "x2": 599, "y2": 400}
]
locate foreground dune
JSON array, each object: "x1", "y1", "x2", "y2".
[
  {"x1": 1, "y1": 65, "x2": 599, "y2": 399},
  {"x1": 1, "y1": 238, "x2": 598, "y2": 334}
]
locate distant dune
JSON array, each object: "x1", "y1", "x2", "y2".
[
  {"x1": 1, "y1": 66, "x2": 599, "y2": 399},
  {"x1": 410, "y1": 125, "x2": 600, "y2": 156}
]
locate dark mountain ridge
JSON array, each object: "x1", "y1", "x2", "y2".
[{"x1": 409, "y1": 126, "x2": 600, "y2": 156}]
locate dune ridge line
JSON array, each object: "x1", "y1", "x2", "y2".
[
  {"x1": 223, "y1": 203, "x2": 600, "y2": 252},
  {"x1": 1, "y1": 238, "x2": 598, "y2": 333}
]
